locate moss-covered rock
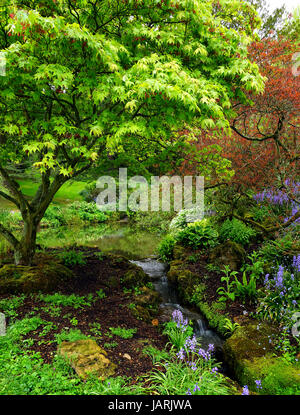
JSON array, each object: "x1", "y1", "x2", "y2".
[
  {"x1": 0, "y1": 260, "x2": 75, "y2": 294},
  {"x1": 135, "y1": 286, "x2": 161, "y2": 306},
  {"x1": 167, "y1": 261, "x2": 184, "y2": 284},
  {"x1": 58, "y1": 339, "x2": 116, "y2": 380},
  {"x1": 122, "y1": 264, "x2": 150, "y2": 287},
  {"x1": 173, "y1": 244, "x2": 187, "y2": 260},
  {"x1": 131, "y1": 305, "x2": 153, "y2": 323},
  {"x1": 196, "y1": 301, "x2": 229, "y2": 337},
  {"x1": 209, "y1": 240, "x2": 246, "y2": 271},
  {"x1": 177, "y1": 270, "x2": 199, "y2": 302},
  {"x1": 223, "y1": 319, "x2": 300, "y2": 394}
]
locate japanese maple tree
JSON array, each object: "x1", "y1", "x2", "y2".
[{"x1": 0, "y1": 0, "x2": 264, "y2": 265}]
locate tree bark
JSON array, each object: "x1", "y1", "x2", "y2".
[{"x1": 14, "y1": 217, "x2": 39, "y2": 266}]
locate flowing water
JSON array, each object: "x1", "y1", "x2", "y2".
[
  {"x1": 84, "y1": 223, "x2": 224, "y2": 352},
  {"x1": 131, "y1": 258, "x2": 224, "y2": 352}
]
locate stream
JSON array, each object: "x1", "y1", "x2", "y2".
[
  {"x1": 86, "y1": 224, "x2": 224, "y2": 354},
  {"x1": 131, "y1": 258, "x2": 224, "y2": 352}
]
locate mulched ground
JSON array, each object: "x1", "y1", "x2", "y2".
[{"x1": 0, "y1": 247, "x2": 168, "y2": 379}]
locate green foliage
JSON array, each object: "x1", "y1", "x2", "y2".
[
  {"x1": 216, "y1": 266, "x2": 239, "y2": 302},
  {"x1": 55, "y1": 328, "x2": 90, "y2": 344},
  {"x1": 142, "y1": 345, "x2": 170, "y2": 364},
  {"x1": 146, "y1": 358, "x2": 231, "y2": 395},
  {"x1": 58, "y1": 250, "x2": 87, "y2": 266},
  {"x1": 0, "y1": 294, "x2": 26, "y2": 320},
  {"x1": 258, "y1": 235, "x2": 296, "y2": 267},
  {"x1": 67, "y1": 202, "x2": 108, "y2": 223},
  {"x1": 241, "y1": 251, "x2": 265, "y2": 280},
  {"x1": 157, "y1": 235, "x2": 176, "y2": 262},
  {"x1": 190, "y1": 283, "x2": 207, "y2": 304},
  {"x1": 219, "y1": 218, "x2": 256, "y2": 246},
  {"x1": 232, "y1": 271, "x2": 258, "y2": 304},
  {"x1": 223, "y1": 318, "x2": 240, "y2": 336},
  {"x1": 108, "y1": 326, "x2": 137, "y2": 339},
  {"x1": 95, "y1": 289, "x2": 106, "y2": 300},
  {"x1": 43, "y1": 205, "x2": 66, "y2": 228},
  {"x1": 163, "y1": 320, "x2": 193, "y2": 351},
  {"x1": 38, "y1": 293, "x2": 93, "y2": 309},
  {"x1": 176, "y1": 220, "x2": 219, "y2": 250},
  {"x1": 256, "y1": 264, "x2": 299, "y2": 326},
  {"x1": 0, "y1": 0, "x2": 265, "y2": 263}
]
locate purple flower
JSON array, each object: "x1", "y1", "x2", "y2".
[
  {"x1": 176, "y1": 348, "x2": 185, "y2": 360},
  {"x1": 193, "y1": 383, "x2": 200, "y2": 392},
  {"x1": 242, "y1": 385, "x2": 249, "y2": 395},
  {"x1": 255, "y1": 380, "x2": 262, "y2": 390}
]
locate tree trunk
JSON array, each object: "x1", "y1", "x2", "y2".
[{"x1": 14, "y1": 218, "x2": 39, "y2": 266}]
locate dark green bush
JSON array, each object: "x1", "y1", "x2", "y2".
[
  {"x1": 176, "y1": 220, "x2": 219, "y2": 250},
  {"x1": 157, "y1": 235, "x2": 176, "y2": 261},
  {"x1": 219, "y1": 218, "x2": 256, "y2": 246}
]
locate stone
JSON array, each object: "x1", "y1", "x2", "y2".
[
  {"x1": 0, "y1": 261, "x2": 75, "y2": 294},
  {"x1": 209, "y1": 240, "x2": 246, "y2": 271},
  {"x1": 173, "y1": 244, "x2": 187, "y2": 260},
  {"x1": 58, "y1": 339, "x2": 116, "y2": 380},
  {"x1": 135, "y1": 286, "x2": 161, "y2": 306},
  {"x1": 223, "y1": 318, "x2": 300, "y2": 393},
  {"x1": 0, "y1": 313, "x2": 5, "y2": 336},
  {"x1": 122, "y1": 264, "x2": 150, "y2": 287}
]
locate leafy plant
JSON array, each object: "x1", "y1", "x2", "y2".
[
  {"x1": 223, "y1": 318, "x2": 240, "y2": 336},
  {"x1": 219, "y1": 218, "x2": 256, "y2": 246},
  {"x1": 58, "y1": 250, "x2": 87, "y2": 266},
  {"x1": 39, "y1": 293, "x2": 93, "y2": 309},
  {"x1": 157, "y1": 235, "x2": 176, "y2": 262},
  {"x1": 109, "y1": 327, "x2": 137, "y2": 339},
  {"x1": 233, "y1": 272, "x2": 258, "y2": 304},
  {"x1": 216, "y1": 266, "x2": 238, "y2": 302},
  {"x1": 163, "y1": 310, "x2": 193, "y2": 350},
  {"x1": 176, "y1": 219, "x2": 219, "y2": 250}
]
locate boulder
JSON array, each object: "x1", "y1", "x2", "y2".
[
  {"x1": 223, "y1": 319, "x2": 300, "y2": 394},
  {"x1": 0, "y1": 261, "x2": 75, "y2": 294},
  {"x1": 135, "y1": 286, "x2": 161, "y2": 306},
  {"x1": 58, "y1": 339, "x2": 116, "y2": 380},
  {"x1": 122, "y1": 264, "x2": 150, "y2": 287},
  {"x1": 209, "y1": 240, "x2": 246, "y2": 271}
]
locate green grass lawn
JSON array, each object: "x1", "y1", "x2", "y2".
[{"x1": 0, "y1": 178, "x2": 86, "y2": 209}]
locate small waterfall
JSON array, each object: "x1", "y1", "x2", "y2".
[{"x1": 131, "y1": 258, "x2": 224, "y2": 351}]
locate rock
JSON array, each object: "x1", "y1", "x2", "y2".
[
  {"x1": 122, "y1": 264, "x2": 150, "y2": 288},
  {"x1": 223, "y1": 319, "x2": 300, "y2": 393},
  {"x1": 135, "y1": 286, "x2": 161, "y2": 306},
  {"x1": 0, "y1": 261, "x2": 75, "y2": 294},
  {"x1": 177, "y1": 270, "x2": 198, "y2": 302},
  {"x1": 209, "y1": 240, "x2": 246, "y2": 271},
  {"x1": 131, "y1": 305, "x2": 152, "y2": 323},
  {"x1": 58, "y1": 339, "x2": 116, "y2": 380},
  {"x1": 173, "y1": 244, "x2": 187, "y2": 260}
]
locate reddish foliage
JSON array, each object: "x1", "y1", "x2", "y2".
[{"x1": 182, "y1": 38, "x2": 300, "y2": 191}]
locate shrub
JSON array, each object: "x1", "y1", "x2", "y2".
[
  {"x1": 219, "y1": 218, "x2": 256, "y2": 246},
  {"x1": 176, "y1": 219, "x2": 218, "y2": 250},
  {"x1": 58, "y1": 250, "x2": 87, "y2": 266},
  {"x1": 259, "y1": 235, "x2": 298, "y2": 267},
  {"x1": 67, "y1": 201, "x2": 108, "y2": 223},
  {"x1": 157, "y1": 235, "x2": 176, "y2": 261},
  {"x1": 42, "y1": 205, "x2": 66, "y2": 228}
]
